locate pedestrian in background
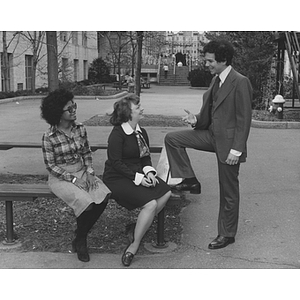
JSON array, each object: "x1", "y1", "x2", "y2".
[
  {"x1": 165, "y1": 40, "x2": 252, "y2": 250},
  {"x1": 163, "y1": 64, "x2": 169, "y2": 78},
  {"x1": 41, "y1": 88, "x2": 111, "y2": 262}
]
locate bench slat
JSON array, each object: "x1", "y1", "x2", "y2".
[
  {"x1": 0, "y1": 184, "x2": 54, "y2": 199},
  {"x1": 0, "y1": 142, "x2": 163, "y2": 153}
]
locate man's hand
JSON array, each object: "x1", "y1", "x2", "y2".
[
  {"x1": 225, "y1": 153, "x2": 239, "y2": 165},
  {"x1": 182, "y1": 109, "x2": 197, "y2": 126}
]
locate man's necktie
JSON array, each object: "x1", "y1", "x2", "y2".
[
  {"x1": 209, "y1": 76, "x2": 221, "y2": 126},
  {"x1": 212, "y1": 76, "x2": 221, "y2": 101}
]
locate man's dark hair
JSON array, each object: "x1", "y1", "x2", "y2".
[
  {"x1": 203, "y1": 40, "x2": 234, "y2": 65},
  {"x1": 40, "y1": 88, "x2": 74, "y2": 126}
]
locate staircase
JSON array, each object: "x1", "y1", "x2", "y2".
[
  {"x1": 159, "y1": 65, "x2": 190, "y2": 86},
  {"x1": 284, "y1": 31, "x2": 300, "y2": 102}
]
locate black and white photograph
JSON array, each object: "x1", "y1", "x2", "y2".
[{"x1": 0, "y1": 2, "x2": 299, "y2": 299}]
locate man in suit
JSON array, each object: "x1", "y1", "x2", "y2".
[{"x1": 165, "y1": 40, "x2": 252, "y2": 249}]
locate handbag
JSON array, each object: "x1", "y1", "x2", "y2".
[{"x1": 156, "y1": 145, "x2": 182, "y2": 186}]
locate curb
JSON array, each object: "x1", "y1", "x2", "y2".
[
  {"x1": 189, "y1": 86, "x2": 209, "y2": 90},
  {"x1": 75, "y1": 91, "x2": 128, "y2": 100},
  {"x1": 0, "y1": 92, "x2": 128, "y2": 105},
  {"x1": 0, "y1": 95, "x2": 42, "y2": 104},
  {"x1": 251, "y1": 119, "x2": 300, "y2": 129}
]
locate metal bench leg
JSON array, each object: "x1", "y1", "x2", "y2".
[
  {"x1": 5, "y1": 201, "x2": 15, "y2": 244},
  {"x1": 154, "y1": 208, "x2": 168, "y2": 248}
]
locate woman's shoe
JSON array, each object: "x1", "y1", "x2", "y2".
[
  {"x1": 72, "y1": 237, "x2": 90, "y2": 262},
  {"x1": 121, "y1": 244, "x2": 135, "y2": 267}
]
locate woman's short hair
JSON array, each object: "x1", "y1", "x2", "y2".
[
  {"x1": 109, "y1": 93, "x2": 140, "y2": 126},
  {"x1": 203, "y1": 40, "x2": 234, "y2": 66},
  {"x1": 40, "y1": 88, "x2": 74, "y2": 126}
]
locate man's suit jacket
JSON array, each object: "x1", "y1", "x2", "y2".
[{"x1": 194, "y1": 68, "x2": 253, "y2": 163}]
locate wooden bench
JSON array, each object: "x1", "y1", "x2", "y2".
[
  {"x1": 0, "y1": 184, "x2": 54, "y2": 245},
  {"x1": 0, "y1": 142, "x2": 163, "y2": 153},
  {"x1": 0, "y1": 142, "x2": 174, "y2": 248},
  {"x1": 141, "y1": 80, "x2": 151, "y2": 89},
  {"x1": 112, "y1": 82, "x2": 127, "y2": 90}
]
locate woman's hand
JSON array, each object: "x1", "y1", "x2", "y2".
[
  {"x1": 86, "y1": 173, "x2": 99, "y2": 191},
  {"x1": 73, "y1": 177, "x2": 88, "y2": 191},
  {"x1": 146, "y1": 172, "x2": 159, "y2": 187},
  {"x1": 141, "y1": 176, "x2": 153, "y2": 188}
]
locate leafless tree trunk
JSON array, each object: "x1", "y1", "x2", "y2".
[
  {"x1": 129, "y1": 32, "x2": 137, "y2": 76},
  {"x1": 46, "y1": 31, "x2": 59, "y2": 92},
  {"x1": 2, "y1": 31, "x2": 10, "y2": 92},
  {"x1": 135, "y1": 31, "x2": 143, "y2": 96}
]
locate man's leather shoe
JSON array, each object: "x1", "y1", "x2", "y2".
[
  {"x1": 172, "y1": 180, "x2": 201, "y2": 194},
  {"x1": 208, "y1": 235, "x2": 235, "y2": 250}
]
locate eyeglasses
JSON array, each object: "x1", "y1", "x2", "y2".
[{"x1": 63, "y1": 103, "x2": 77, "y2": 113}]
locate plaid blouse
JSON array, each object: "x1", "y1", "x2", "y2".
[{"x1": 42, "y1": 122, "x2": 94, "y2": 182}]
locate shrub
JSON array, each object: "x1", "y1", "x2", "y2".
[
  {"x1": 188, "y1": 67, "x2": 213, "y2": 87},
  {"x1": 88, "y1": 57, "x2": 112, "y2": 84}
]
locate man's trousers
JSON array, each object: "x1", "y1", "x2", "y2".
[{"x1": 165, "y1": 129, "x2": 240, "y2": 237}]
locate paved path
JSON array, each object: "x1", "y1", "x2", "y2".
[{"x1": 1, "y1": 85, "x2": 300, "y2": 277}]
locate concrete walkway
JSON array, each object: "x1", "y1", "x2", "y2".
[{"x1": 1, "y1": 85, "x2": 300, "y2": 273}]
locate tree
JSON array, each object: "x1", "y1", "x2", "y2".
[
  {"x1": 204, "y1": 31, "x2": 277, "y2": 109},
  {"x1": 1, "y1": 31, "x2": 20, "y2": 92},
  {"x1": 1, "y1": 31, "x2": 9, "y2": 92},
  {"x1": 88, "y1": 57, "x2": 111, "y2": 83},
  {"x1": 46, "y1": 31, "x2": 59, "y2": 92},
  {"x1": 100, "y1": 31, "x2": 133, "y2": 89},
  {"x1": 135, "y1": 31, "x2": 143, "y2": 96},
  {"x1": 19, "y1": 31, "x2": 46, "y2": 93},
  {"x1": 127, "y1": 31, "x2": 138, "y2": 76}
]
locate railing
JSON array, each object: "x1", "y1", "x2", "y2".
[{"x1": 284, "y1": 32, "x2": 300, "y2": 102}]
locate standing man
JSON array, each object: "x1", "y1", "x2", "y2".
[{"x1": 165, "y1": 40, "x2": 252, "y2": 249}]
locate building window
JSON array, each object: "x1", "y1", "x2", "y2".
[
  {"x1": 25, "y1": 55, "x2": 33, "y2": 91},
  {"x1": 60, "y1": 31, "x2": 67, "y2": 42},
  {"x1": 83, "y1": 60, "x2": 88, "y2": 80},
  {"x1": 1, "y1": 52, "x2": 12, "y2": 92},
  {"x1": 74, "y1": 59, "x2": 79, "y2": 81},
  {"x1": 82, "y1": 31, "x2": 87, "y2": 47},
  {"x1": 72, "y1": 31, "x2": 78, "y2": 45}
]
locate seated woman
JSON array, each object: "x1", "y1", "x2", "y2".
[
  {"x1": 41, "y1": 88, "x2": 111, "y2": 263},
  {"x1": 103, "y1": 93, "x2": 171, "y2": 267}
]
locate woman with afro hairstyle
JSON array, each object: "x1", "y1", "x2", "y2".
[{"x1": 41, "y1": 88, "x2": 111, "y2": 262}]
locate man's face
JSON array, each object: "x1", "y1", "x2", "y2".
[{"x1": 204, "y1": 52, "x2": 227, "y2": 75}]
